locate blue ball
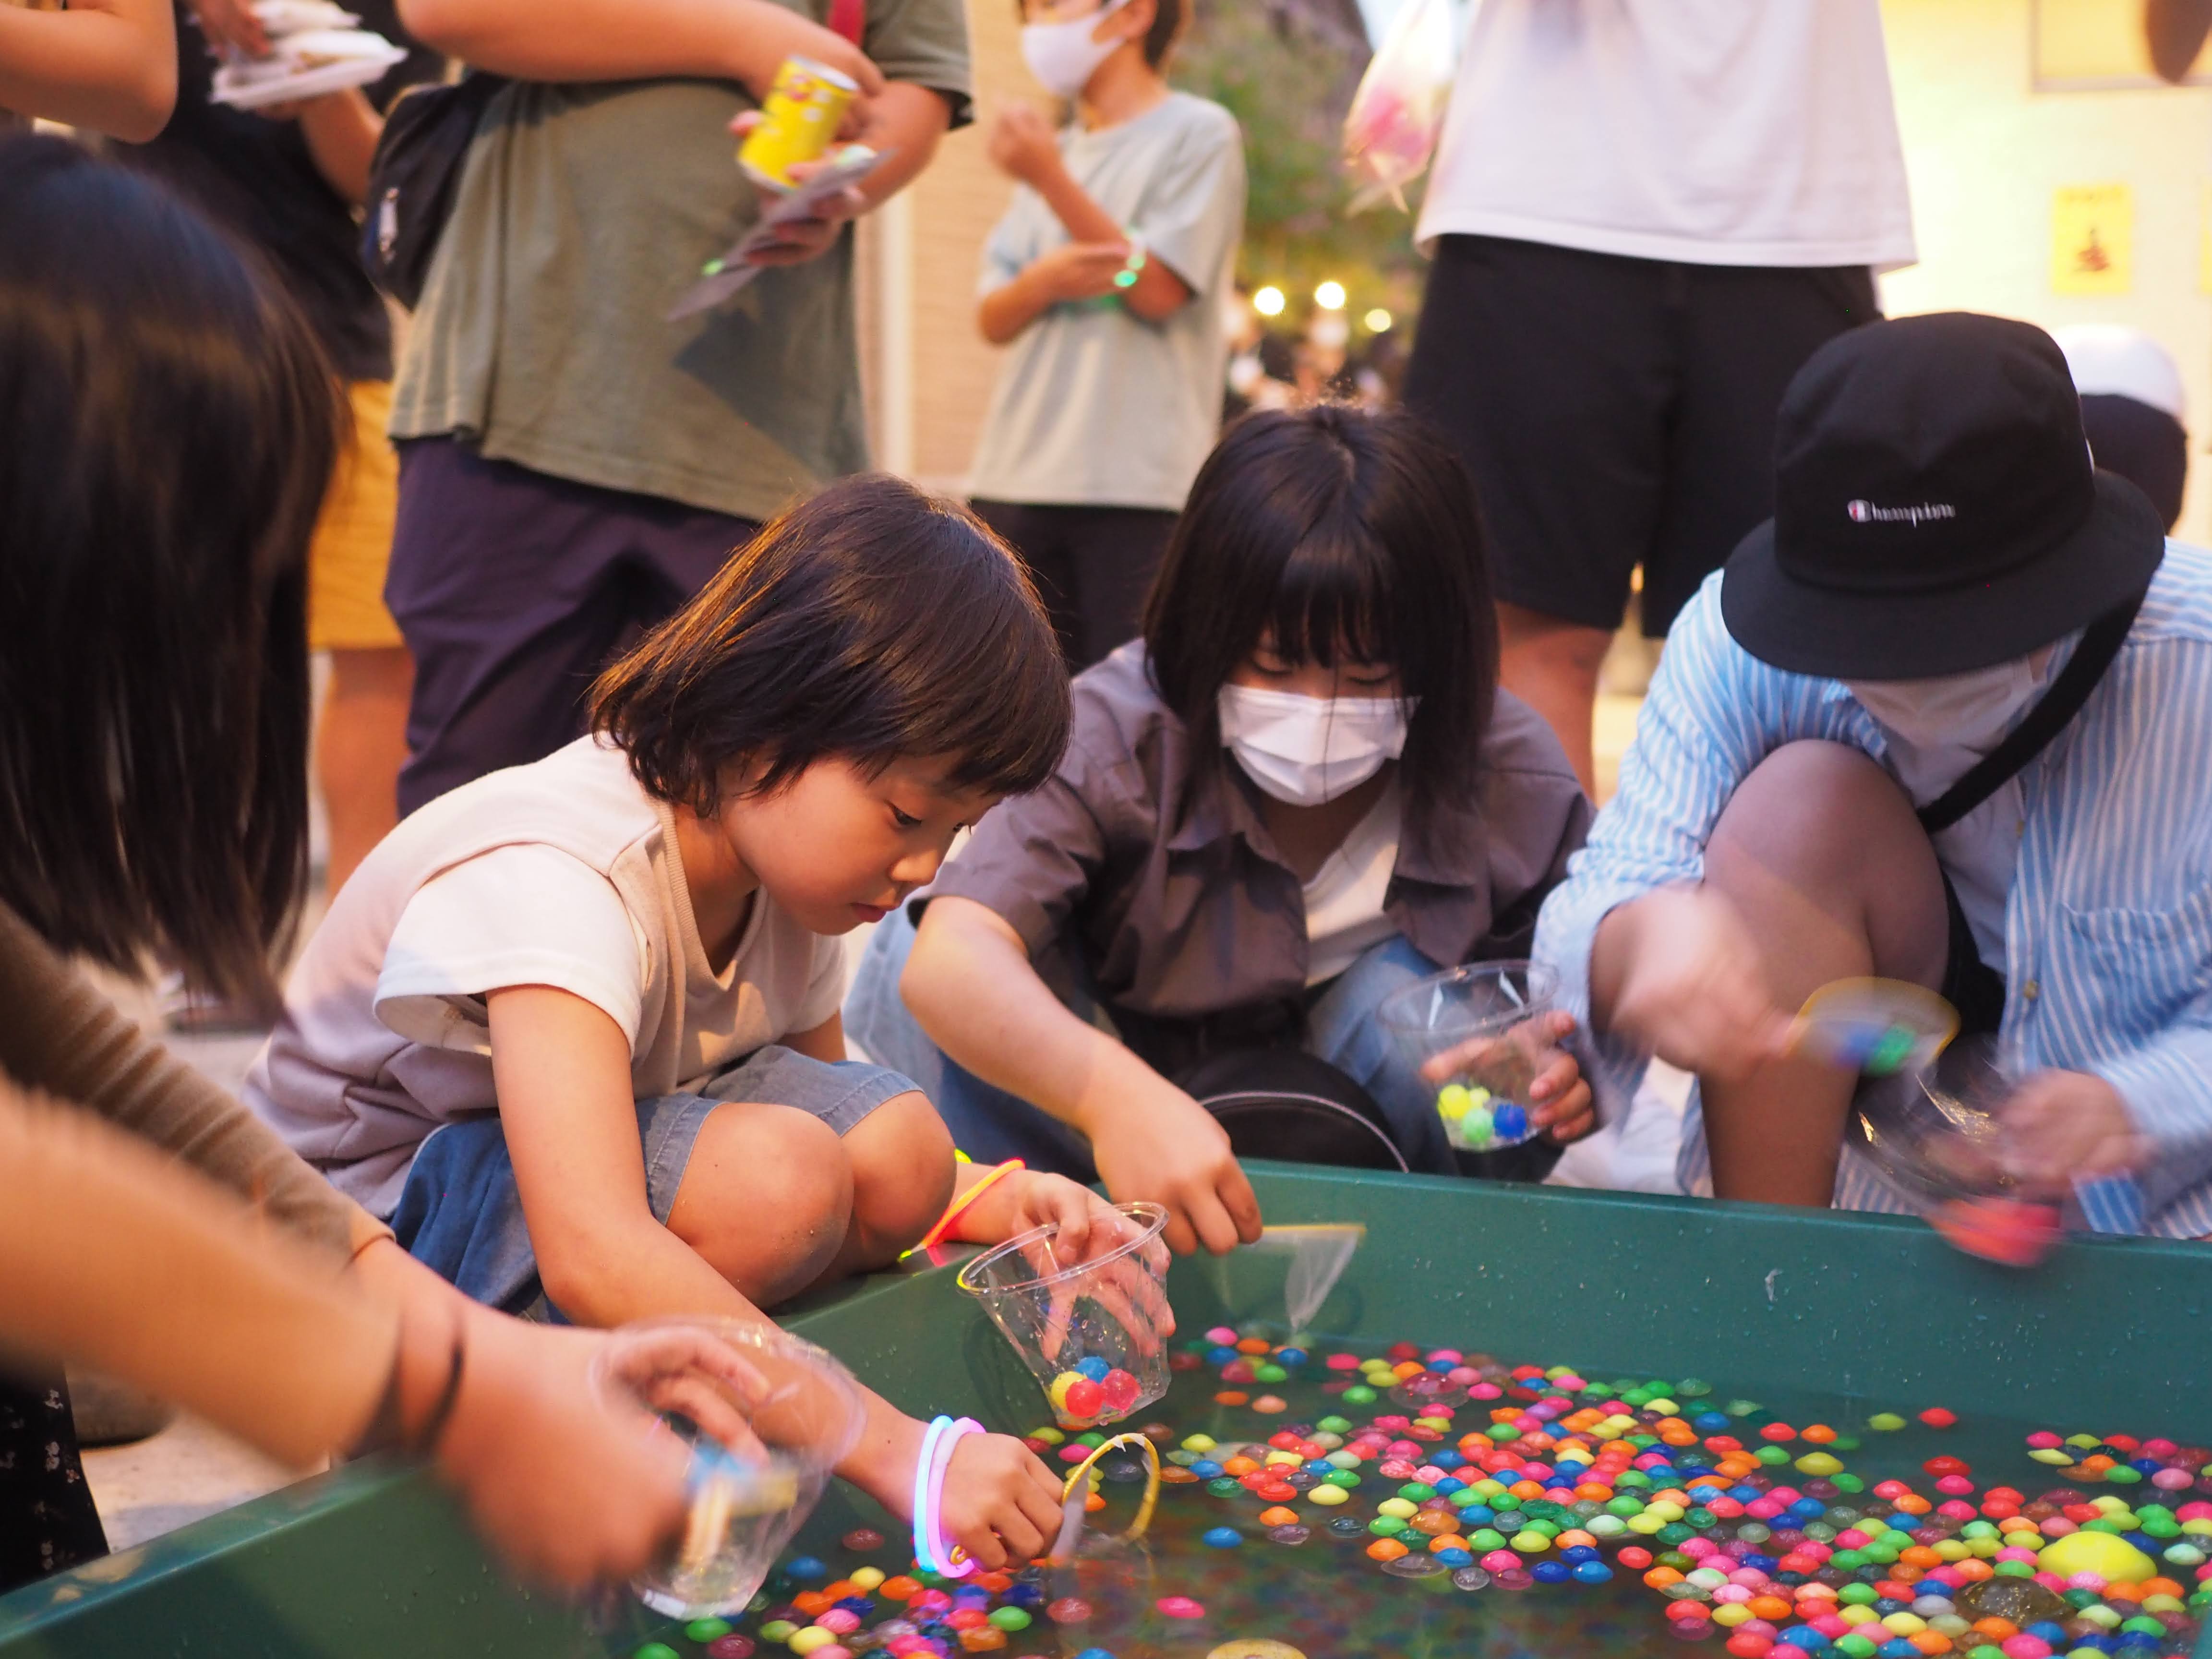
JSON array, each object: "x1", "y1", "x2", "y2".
[
  {"x1": 1190, "y1": 1460, "x2": 1224, "y2": 1479},
  {"x1": 1780, "y1": 1630, "x2": 1830, "y2": 1652},
  {"x1": 1729, "y1": 1483, "x2": 1765, "y2": 1503},
  {"x1": 1207, "y1": 1346, "x2": 1238, "y2": 1365},
  {"x1": 1435, "y1": 1476, "x2": 1467, "y2": 1494},
  {"x1": 1459, "y1": 1505, "x2": 1495, "y2": 1526},
  {"x1": 1075, "y1": 1650, "x2": 1118, "y2": 1659},
  {"x1": 1004, "y1": 1582, "x2": 1044, "y2": 1607},
  {"x1": 1694, "y1": 1412, "x2": 1733, "y2": 1433},
  {"x1": 1075, "y1": 1357, "x2": 1111, "y2": 1382},
  {"x1": 1203, "y1": 1527, "x2": 1244, "y2": 1549},
  {"x1": 1571, "y1": 1561, "x2": 1614, "y2": 1584},
  {"x1": 784, "y1": 1555, "x2": 827, "y2": 1582},
  {"x1": 2129, "y1": 1457, "x2": 2164, "y2": 1476},
  {"x1": 1560, "y1": 1546, "x2": 1599, "y2": 1564},
  {"x1": 1742, "y1": 1553, "x2": 1778, "y2": 1575},
  {"x1": 1436, "y1": 1548, "x2": 1474, "y2": 1567},
  {"x1": 2027, "y1": 1622, "x2": 2070, "y2": 1643},
  {"x1": 1276, "y1": 1347, "x2": 1308, "y2": 1366},
  {"x1": 1431, "y1": 1449, "x2": 1466, "y2": 1469},
  {"x1": 1877, "y1": 1643, "x2": 1921, "y2": 1659},
  {"x1": 1492, "y1": 1102, "x2": 1529, "y2": 1139},
  {"x1": 1531, "y1": 1561, "x2": 1571, "y2": 1583}
]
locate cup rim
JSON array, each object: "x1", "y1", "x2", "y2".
[
  {"x1": 954, "y1": 1200, "x2": 1169, "y2": 1297},
  {"x1": 588, "y1": 1314, "x2": 865, "y2": 1469},
  {"x1": 1372, "y1": 958, "x2": 1559, "y2": 1036}
]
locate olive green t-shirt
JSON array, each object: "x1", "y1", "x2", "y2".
[{"x1": 389, "y1": 0, "x2": 970, "y2": 521}]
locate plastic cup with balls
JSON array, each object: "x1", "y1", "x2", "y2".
[
  {"x1": 957, "y1": 1201, "x2": 1173, "y2": 1430},
  {"x1": 1374, "y1": 960, "x2": 1560, "y2": 1153},
  {"x1": 1791, "y1": 977, "x2": 1959, "y2": 1078},
  {"x1": 590, "y1": 1317, "x2": 864, "y2": 1617},
  {"x1": 1848, "y1": 1034, "x2": 2063, "y2": 1266}
]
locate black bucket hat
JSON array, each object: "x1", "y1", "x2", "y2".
[{"x1": 1721, "y1": 312, "x2": 2165, "y2": 681}]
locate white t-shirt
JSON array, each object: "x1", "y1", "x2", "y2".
[
  {"x1": 1301, "y1": 780, "x2": 1403, "y2": 986},
  {"x1": 246, "y1": 737, "x2": 847, "y2": 1215},
  {"x1": 1417, "y1": 0, "x2": 1916, "y2": 271}
]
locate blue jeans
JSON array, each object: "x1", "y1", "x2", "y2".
[
  {"x1": 390, "y1": 1045, "x2": 914, "y2": 1319},
  {"x1": 844, "y1": 907, "x2": 1450, "y2": 1179}
]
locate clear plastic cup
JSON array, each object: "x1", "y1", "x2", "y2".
[
  {"x1": 1374, "y1": 960, "x2": 1560, "y2": 1153},
  {"x1": 956, "y1": 1201, "x2": 1173, "y2": 1430},
  {"x1": 591, "y1": 1318, "x2": 864, "y2": 1617}
]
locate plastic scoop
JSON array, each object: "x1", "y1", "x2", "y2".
[
  {"x1": 1373, "y1": 961, "x2": 1560, "y2": 1152},
  {"x1": 957, "y1": 1202, "x2": 1173, "y2": 1430},
  {"x1": 1239, "y1": 1223, "x2": 1366, "y2": 1335},
  {"x1": 591, "y1": 1317, "x2": 863, "y2": 1617},
  {"x1": 1791, "y1": 978, "x2": 1959, "y2": 1078}
]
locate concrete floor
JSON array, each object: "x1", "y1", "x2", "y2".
[{"x1": 75, "y1": 686, "x2": 1673, "y2": 1555}]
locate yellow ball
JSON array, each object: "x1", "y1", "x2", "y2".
[
  {"x1": 848, "y1": 1566, "x2": 885, "y2": 1591},
  {"x1": 1308, "y1": 1484, "x2": 1349, "y2": 1506},
  {"x1": 789, "y1": 1629, "x2": 838, "y2": 1656},
  {"x1": 2038, "y1": 1529, "x2": 2158, "y2": 1584}
]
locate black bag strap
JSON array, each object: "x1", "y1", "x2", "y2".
[{"x1": 1914, "y1": 589, "x2": 2145, "y2": 833}]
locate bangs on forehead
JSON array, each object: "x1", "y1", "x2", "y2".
[{"x1": 1264, "y1": 522, "x2": 1394, "y2": 670}]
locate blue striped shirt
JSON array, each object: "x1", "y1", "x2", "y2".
[{"x1": 1534, "y1": 542, "x2": 2212, "y2": 1238}]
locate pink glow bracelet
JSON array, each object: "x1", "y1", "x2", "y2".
[{"x1": 911, "y1": 1414, "x2": 980, "y2": 1576}]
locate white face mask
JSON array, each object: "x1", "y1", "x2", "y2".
[
  {"x1": 1216, "y1": 683, "x2": 1413, "y2": 806},
  {"x1": 1020, "y1": 0, "x2": 1130, "y2": 98},
  {"x1": 1846, "y1": 653, "x2": 2054, "y2": 797}
]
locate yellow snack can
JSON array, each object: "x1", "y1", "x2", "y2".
[{"x1": 738, "y1": 56, "x2": 860, "y2": 190}]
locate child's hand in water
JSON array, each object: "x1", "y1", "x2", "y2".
[
  {"x1": 931, "y1": 1430, "x2": 1067, "y2": 1572},
  {"x1": 1419, "y1": 1010, "x2": 1597, "y2": 1143},
  {"x1": 2000, "y1": 1070, "x2": 2150, "y2": 1193}
]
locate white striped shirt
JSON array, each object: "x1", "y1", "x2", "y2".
[{"x1": 1534, "y1": 542, "x2": 2212, "y2": 1238}]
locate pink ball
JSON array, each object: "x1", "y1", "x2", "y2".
[
  {"x1": 2178, "y1": 1501, "x2": 2212, "y2": 1521},
  {"x1": 2142, "y1": 1438, "x2": 2179, "y2": 1458},
  {"x1": 1481, "y1": 1550, "x2": 1520, "y2": 1573},
  {"x1": 1936, "y1": 1477, "x2": 1975, "y2": 1497},
  {"x1": 1471, "y1": 1382, "x2": 1503, "y2": 1399},
  {"x1": 2153, "y1": 1468, "x2": 2193, "y2": 1490},
  {"x1": 1766, "y1": 1487, "x2": 1803, "y2": 1505},
  {"x1": 1995, "y1": 1546, "x2": 2040, "y2": 1563},
  {"x1": 815, "y1": 1609, "x2": 862, "y2": 1634},
  {"x1": 1769, "y1": 1646, "x2": 1810, "y2": 1659},
  {"x1": 1681, "y1": 1539, "x2": 1719, "y2": 1559},
  {"x1": 1427, "y1": 1349, "x2": 1463, "y2": 1366},
  {"x1": 1745, "y1": 1499, "x2": 1787, "y2": 1521},
  {"x1": 2039, "y1": 1517, "x2": 2077, "y2": 1538},
  {"x1": 1325, "y1": 1352, "x2": 1360, "y2": 1370},
  {"x1": 1204, "y1": 1326, "x2": 1238, "y2": 1345},
  {"x1": 2026, "y1": 1431, "x2": 2063, "y2": 1449},
  {"x1": 1447, "y1": 1366, "x2": 1481, "y2": 1385},
  {"x1": 1835, "y1": 1529, "x2": 1871, "y2": 1549},
  {"x1": 1713, "y1": 1585, "x2": 1754, "y2": 1605},
  {"x1": 1999, "y1": 1638, "x2": 2053, "y2": 1659},
  {"x1": 1737, "y1": 1618, "x2": 1779, "y2": 1640},
  {"x1": 1707, "y1": 1497, "x2": 1746, "y2": 1519},
  {"x1": 1810, "y1": 1614, "x2": 1850, "y2": 1638},
  {"x1": 2031, "y1": 1571, "x2": 2068, "y2": 1591},
  {"x1": 1728, "y1": 1568, "x2": 1772, "y2": 1589}
]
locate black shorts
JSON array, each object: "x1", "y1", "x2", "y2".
[
  {"x1": 1404, "y1": 235, "x2": 1880, "y2": 637},
  {"x1": 969, "y1": 499, "x2": 1179, "y2": 672}
]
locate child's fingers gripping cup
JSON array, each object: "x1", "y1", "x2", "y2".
[
  {"x1": 958, "y1": 1201, "x2": 1173, "y2": 1433},
  {"x1": 589, "y1": 1318, "x2": 865, "y2": 1617},
  {"x1": 1374, "y1": 960, "x2": 1561, "y2": 1152}
]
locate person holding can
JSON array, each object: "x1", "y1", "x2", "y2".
[
  {"x1": 965, "y1": 0, "x2": 1246, "y2": 671},
  {"x1": 381, "y1": 0, "x2": 971, "y2": 812}
]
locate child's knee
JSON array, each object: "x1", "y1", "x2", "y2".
[
  {"x1": 843, "y1": 1089, "x2": 957, "y2": 1255},
  {"x1": 667, "y1": 1104, "x2": 854, "y2": 1300}
]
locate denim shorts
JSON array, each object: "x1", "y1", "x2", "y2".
[{"x1": 389, "y1": 1045, "x2": 916, "y2": 1319}]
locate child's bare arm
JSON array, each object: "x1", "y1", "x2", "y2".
[{"x1": 0, "y1": 0, "x2": 176, "y2": 141}]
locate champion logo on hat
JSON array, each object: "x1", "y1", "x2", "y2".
[{"x1": 1845, "y1": 498, "x2": 1957, "y2": 526}]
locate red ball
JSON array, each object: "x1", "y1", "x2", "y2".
[
  {"x1": 1918, "y1": 1407, "x2": 1958, "y2": 1429},
  {"x1": 1100, "y1": 1369, "x2": 1140, "y2": 1413},
  {"x1": 1063, "y1": 1377, "x2": 1105, "y2": 1419},
  {"x1": 1618, "y1": 1546, "x2": 1654, "y2": 1569},
  {"x1": 1759, "y1": 1423, "x2": 1798, "y2": 1443},
  {"x1": 1923, "y1": 1455, "x2": 1970, "y2": 1478},
  {"x1": 1725, "y1": 1634, "x2": 1773, "y2": 1658}
]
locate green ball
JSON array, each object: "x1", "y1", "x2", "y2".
[
  {"x1": 1830, "y1": 1473, "x2": 1866, "y2": 1494},
  {"x1": 988, "y1": 1607, "x2": 1033, "y2": 1631},
  {"x1": 1344, "y1": 1385, "x2": 1378, "y2": 1404},
  {"x1": 1835, "y1": 1637, "x2": 1880, "y2": 1659},
  {"x1": 757, "y1": 1624, "x2": 798, "y2": 1644},
  {"x1": 1838, "y1": 1582, "x2": 1880, "y2": 1605},
  {"x1": 684, "y1": 1620, "x2": 733, "y2": 1643},
  {"x1": 1324, "y1": 1469, "x2": 1361, "y2": 1489},
  {"x1": 1255, "y1": 1364, "x2": 1289, "y2": 1383},
  {"x1": 1207, "y1": 1477, "x2": 1244, "y2": 1496},
  {"x1": 634, "y1": 1647, "x2": 682, "y2": 1659},
  {"x1": 1469, "y1": 1528, "x2": 1508, "y2": 1552},
  {"x1": 1369, "y1": 1516, "x2": 1407, "y2": 1537},
  {"x1": 1867, "y1": 1412, "x2": 1907, "y2": 1431},
  {"x1": 1317, "y1": 1416, "x2": 1353, "y2": 1433}
]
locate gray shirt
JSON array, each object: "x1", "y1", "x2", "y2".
[
  {"x1": 389, "y1": 0, "x2": 971, "y2": 522},
  {"x1": 925, "y1": 643, "x2": 1592, "y2": 1057},
  {"x1": 966, "y1": 92, "x2": 1245, "y2": 512}
]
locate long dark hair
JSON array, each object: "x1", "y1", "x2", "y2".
[
  {"x1": 593, "y1": 474, "x2": 1070, "y2": 811},
  {"x1": 0, "y1": 137, "x2": 338, "y2": 1004},
  {"x1": 1142, "y1": 404, "x2": 1500, "y2": 847}
]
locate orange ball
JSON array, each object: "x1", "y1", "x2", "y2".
[{"x1": 1366, "y1": 1538, "x2": 1410, "y2": 1562}]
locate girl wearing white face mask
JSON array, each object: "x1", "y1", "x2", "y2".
[
  {"x1": 964, "y1": 0, "x2": 1246, "y2": 670},
  {"x1": 849, "y1": 407, "x2": 1598, "y2": 1258}
]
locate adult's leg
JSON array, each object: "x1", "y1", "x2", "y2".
[
  {"x1": 1402, "y1": 236, "x2": 1674, "y2": 796},
  {"x1": 1496, "y1": 603, "x2": 1615, "y2": 795},
  {"x1": 973, "y1": 499, "x2": 1082, "y2": 669},
  {"x1": 0, "y1": 1373, "x2": 107, "y2": 1593},
  {"x1": 306, "y1": 381, "x2": 413, "y2": 893},
  {"x1": 318, "y1": 647, "x2": 412, "y2": 895},
  {"x1": 1065, "y1": 506, "x2": 1178, "y2": 671},
  {"x1": 843, "y1": 906, "x2": 1104, "y2": 1180},
  {"x1": 1644, "y1": 264, "x2": 1880, "y2": 637},
  {"x1": 1305, "y1": 933, "x2": 1455, "y2": 1174},
  {"x1": 1695, "y1": 741, "x2": 1949, "y2": 1205}
]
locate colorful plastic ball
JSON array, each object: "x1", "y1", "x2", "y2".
[
  {"x1": 1493, "y1": 1102, "x2": 1530, "y2": 1141},
  {"x1": 988, "y1": 1608, "x2": 1032, "y2": 1631},
  {"x1": 1204, "y1": 1527, "x2": 1244, "y2": 1548},
  {"x1": 706, "y1": 1639, "x2": 756, "y2": 1659},
  {"x1": 1075, "y1": 1357, "x2": 1111, "y2": 1382}
]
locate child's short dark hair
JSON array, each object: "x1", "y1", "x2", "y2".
[
  {"x1": 592, "y1": 475, "x2": 1071, "y2": 813},
  {"x1": 1142, "y1": 404, "x2": 1501, "y2": 848},
  {"x1": 0, "y1": 136, "x2": 337, "y2": 1008}
]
